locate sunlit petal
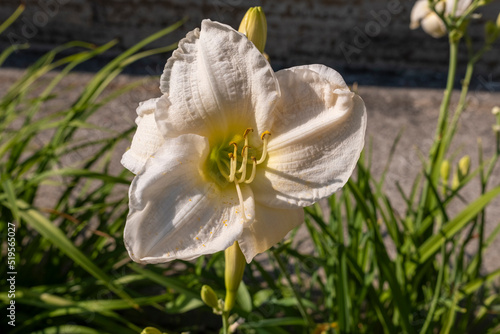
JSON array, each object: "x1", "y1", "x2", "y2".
[
  {"x1": 252, "y1": 65, "x2": 367, "y2": 208},
  {"x1": 156, "y1": 20, "x2": 280, "y2": 139},
  {"x1": 121, "y1": 98, "x2": 165, "y2": 174},
  {"x1": 238, "y1": 203, "x2": 304, "y2": 263},
  {"x1": 125, "y1": 134, "x2": 255, "y2": 263}
]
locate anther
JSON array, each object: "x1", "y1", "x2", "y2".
[
  {"x1": 260, "y1": 131, "x2": 271, "y2": 140},
  {"x1": 243, "y1": 128, "x2": 254, "y2": 138},
  {"x1": 245, "y1": 157, "x2": 257, "y2": 184},
  {"x1": 241, "y1": 145, "x2": 250, "y2": 157}
]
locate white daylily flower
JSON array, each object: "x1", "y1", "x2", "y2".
[
  {"x1": 121, "y1": 20, "x2": 367, "y2": 264},
  {"x1": 410, "y1": 0, "x2": 447, "y2": 38},
  {"x1": 410, "y1": 0, "x2": 473, "y2": 38}
]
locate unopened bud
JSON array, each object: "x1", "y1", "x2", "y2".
[
  {"x1": 492, "y1": 106, "x2": 500, "y2": 115},
  {"x1": 458, "y1": 155, "x2": 470, "y2": 179},
  {"x1": 201, "y1": 285, "x2": 220, "y2": 310},
  {"x1": 451, "y1": 172, "x2": 460, "y2": 191},
  {"x1": 224, "y1": 241, "x2": 246, "y2": 312},
  {"x1": 493, "y1": 124, "x2": 500, "y2": 133},
  {"x1": 497, "y1": 12, "x2": 500, "y2": 29},
  {"x1": 141, "y1": 327, "x2": 162, "y2": 334},
  {"x1": 238, "y1": 6, "x2": 267, "y2": 53},
  {"x1": 440, "y1": 160, "x2": 450, "y2": 184}
]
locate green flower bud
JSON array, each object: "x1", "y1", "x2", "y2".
[
  {"x1": 224, "y1": 241, "x2": 246, "y2": 312},
  {"x1": 458, "y1": 155, "x2": 470, "y2": 179},
  {"x1": 441, "y1": 160, "x2": 450, "y2": 182},
  {"x1": 238, "y1": 6, "x2": 267, "y2": 53},
  {"x1": 141, "y1": 327, "x2": 163, "y2": 334},
  {"x1": 451, "y1": 172, "x2": 460, "y2": 191},
  {"x1": 201, "y1": 285, "x2": 220, "y2": 310}
]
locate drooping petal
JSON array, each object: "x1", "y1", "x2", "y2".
[
  {"x1": 421, "y1": 13, "x2": 447, "y2": 38},
  {"x1": 410, "y1": 0, "x2": 431, "y2": 29},
  {"x1": 124, "y1": 134, "x2": 255, "y2": 263},
  {"x1": 238, "y1": 203, "x2": 304, "y2": 263},
  {"x1": 121, "y1": 98, "x2": 165, "y2": 174},
  {"x1": 252, "y1": 65, "x2": 367, "y2": 208},
  {"x1": 156, "y1": 19, "x2": 280, "y2": 140}
]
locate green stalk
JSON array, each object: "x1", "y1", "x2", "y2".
[
  {"x1": 272, "y1": 249, "x2": 314, "y2": 327},
  {"x1": 416, "y1": 38, "x2": 459, "y2": 230},
  {"x1": 419, "y1": 243, "x2": 446, "y2": 334},
  {"x1": 222, "y1": 311, "x2": 230, "y2": 334},
  {"x1": 437, "y1": 38, "x2": 459, "y2": 145}
]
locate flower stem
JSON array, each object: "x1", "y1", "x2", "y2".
[
  {"x1": 416, "y1": 38, "x2": 460, "y2": 229},
  {"x1": 222, "y1": 311, "x2": 230, "y2": 334},
  {"x1": 437, "y1": 38, "x2": 459, "y2": 141}
]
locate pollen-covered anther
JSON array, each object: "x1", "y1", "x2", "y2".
[{"x1": 243, "y1": 128, "x2": 254, "y2": 138}]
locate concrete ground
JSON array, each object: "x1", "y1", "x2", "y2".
[{"x1": 2, "y1": 67, "x2": 499, "y2": 274}]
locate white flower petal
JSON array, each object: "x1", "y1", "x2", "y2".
[
  {"x1": 121, "y1": 98, "x2": 165, "y2": 174},
  {"x1": 124, "y1": 134, "x2": 255, "y2": 263},
  {"x1": 252, "y1": 65, "x2": 367, "y2": 208},
  {"x1": 421, "y1": 13, "x2": 447, "y2": 38},
  {"x1": 156, "y1": 19, "x2": 280, "y2": 139},
  {"x1": 238, "y1": 204, "x2": 304, "y2": 263},
  {"x1": 446, "y1": 0, "x2": 473, "y2": 16},
  {"x1": 410, "y1": 0, "x2": 431, "y2": 29}
]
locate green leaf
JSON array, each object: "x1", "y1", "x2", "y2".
[
  {"x1": 13, "y1": 200, "x2": 137, "y2": 308},
  {"x1": 237, "y1": 280, "x2": 253, "y2": 312},
  {"x1": 416, "y1": 185, "x2": 500, "y2": 266},
  {"x1": 31, "y1": 325, "x2": 106, "y2": 334},
  {"x1": 165, "y1": 294, "x2": 204, "y2": 314},
  {"x1": 239, "y1": 317, "x2": 308, "y2": 329},
  {"x1": 128, "y1": 263, "x2": 201, "y2": 300}
]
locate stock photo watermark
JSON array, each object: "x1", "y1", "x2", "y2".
[
  {"x1": 6, "y1": 221, "x2": 17, "y2": 327},
  {"x1": 339, "y1": 0, "x2": 404, "y2": 63},
  {"x1": 7, "y1": 0, "x2": 70, "y2": 49}
]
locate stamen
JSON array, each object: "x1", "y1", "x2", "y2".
[
  {"x1": 228, "y1": 142, "x2": 238, "y2": 182},
  {"x1": 238, "y1": 145, "x2": 250, "y2": 183},
  {"x1": 257, "y1": 131, "x2": 271, "y2": 164},
  {"x1": 245, "y1": 157, "x2": 257, "y2": 184},
  {"x1": 228, "y1": 153, "x2": 236, "y2": 182},
  {"x1": 237, "y1": 135, "x2": 250, "y2": 174},
  {"x1": 234, "y1": 181, "x2": 248, "y2": 223}
]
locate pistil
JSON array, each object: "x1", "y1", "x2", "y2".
[{"x1": 234, "y1": 181, "x2": 247, "y2": 223}]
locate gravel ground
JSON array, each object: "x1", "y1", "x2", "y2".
[{"x1": 2, "y1": 67, "x2": 499, "y2": 274}]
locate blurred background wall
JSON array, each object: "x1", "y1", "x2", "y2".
[{"x1": 1, "y1": 0, "x2": 499, "y2": 88}]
